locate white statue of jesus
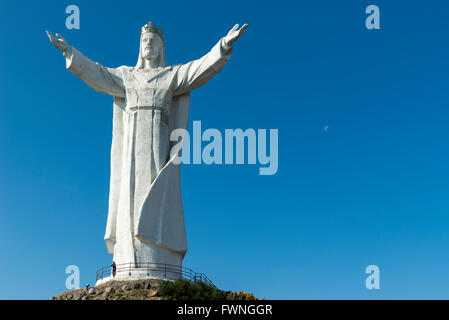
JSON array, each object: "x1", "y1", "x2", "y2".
[{"x1": 46, "y1": 22, "x2": 247, "y2": 280}]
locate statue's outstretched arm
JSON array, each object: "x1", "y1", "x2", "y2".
[
  {"x1": 174, "y1": 24, "x2": 247, "y2": 96},
  {"x1": 46, "y1": 31, "x2": 126, "y2": 98}
]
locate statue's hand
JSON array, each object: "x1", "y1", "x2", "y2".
[
  {"x1": 46, "y1": 31, "x2": 69, "y2": 52},
  {"x1": 224, "y1": 24, "x2": 248, "y2": 47}
]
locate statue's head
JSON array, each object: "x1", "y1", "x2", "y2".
[
  {"x1": 136, "y1": 21, "x2": 166, "y2": 69},
  {"x1": 141, "y1": 32, "x2": 163, "y2": 59}
]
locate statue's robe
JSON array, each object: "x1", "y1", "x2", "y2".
[{"x1": 63, "y1": 38, "x2": 232, "y2": 267}]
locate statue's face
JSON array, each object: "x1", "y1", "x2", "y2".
[{"x1": 141, "y1": 32, "x2": 162, "y2": 60}]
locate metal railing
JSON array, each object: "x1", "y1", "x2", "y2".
[{"x1": 96, "y1": 262, "x2": 213, "y2": 286}]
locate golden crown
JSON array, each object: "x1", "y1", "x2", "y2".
[{"x1": 141, "y1": 21, "x2": 164, "y2": 40}]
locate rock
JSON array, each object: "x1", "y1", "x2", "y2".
[
  {"x1": 130, "y1": 290, "x2": 137, "y2": 296},
  {"x1": 105, "y1": 287, "x2": 113, "y2": 294},
  {"x1": 147, "y1": 288, "x2": 158, "y2": 297},
  {"x1": 67, "y1": 294, "x2": 72, "y2": 299},
  {"x1": 82, "y1": 296, "x2": 88, "y2": 300},
  {"x1": 121, "y1": 285, "x2": 129, "y2": 291},
  {"x1": 132, "y1": 283, "x2": 140, "y2": 290},
  {"x1": 115, "y1": 289, "x2": 121, "y2": 294},
  {"x1": 99, "y1": 292, "x2": 108, "y2": 300},
  {"x1": 88, "y1": 288, "x2": 95, "y2": 294},
  {"x1": 144, "y1": 282, "x2": 152, "y2": 289}
]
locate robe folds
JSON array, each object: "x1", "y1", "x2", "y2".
[{"x1": 63, "y1": 38, "x2": 232, "y2": 266}]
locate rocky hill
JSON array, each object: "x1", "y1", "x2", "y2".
[{"x1": 50, "y1": 279, "x2": 260, "y2": 300}]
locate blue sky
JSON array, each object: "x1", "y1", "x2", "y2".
[{"x1": 1, "y1": 0, "x2": 449, "y2": 299}]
